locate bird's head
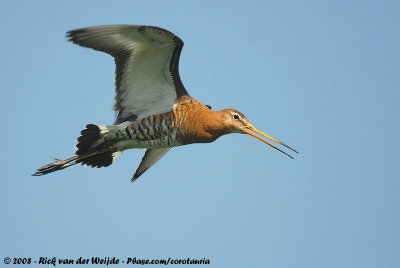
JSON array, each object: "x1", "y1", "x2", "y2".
[{"x1": 220, "y1": 109, "x2": 298, "y2": 158}]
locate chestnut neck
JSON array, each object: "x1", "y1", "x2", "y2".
[{"x1": 174, "y1": 97, "x2": 230, "y2": 144}]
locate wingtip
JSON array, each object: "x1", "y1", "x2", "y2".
[
  {"x1": 65, "y1": 28, "x2": 87, "y2": 43},
  {"x1": 131, "y1": 168, "x2": 148, "y2": 183},
  {"x1": 130, "y1": 174, "x2": 139, "y2": 183},
  {"x1": 65, "y1": 30, "x2": 74, "y2": 41},
  {"x1": 32, "y1": 169, "x2": 46, "y2": 176}
]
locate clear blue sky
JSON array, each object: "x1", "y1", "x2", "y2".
[{"x1": 1, "y1": 1, "x2": 399, "y2": 267}]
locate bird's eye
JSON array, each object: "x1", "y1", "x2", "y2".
[{"x1": 233, "y1": 114, "x2": 240, "y2": 120}]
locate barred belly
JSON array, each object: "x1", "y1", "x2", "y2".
[{"x1": 115, "y1": 112, "x2": 183, "y2": 150}]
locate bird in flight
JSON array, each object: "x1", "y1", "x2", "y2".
[{"x1": 33, "y1": 25, "x2": 298, "y2": 181}]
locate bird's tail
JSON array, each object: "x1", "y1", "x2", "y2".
[{"x1": 33, "y1": 124, "x2": 123, "y2": 176}]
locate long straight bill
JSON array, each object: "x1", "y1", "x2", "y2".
[{"x1": 243, "y1": 124, "x2": 298, "y2": 159}]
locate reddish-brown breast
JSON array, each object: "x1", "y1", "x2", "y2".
[{"x1": 173, "y1": 96, "x2": 230, "y2": 144}]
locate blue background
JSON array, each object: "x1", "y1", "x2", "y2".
[{"x1": 1, "y1": 1, "x2": 399, "y2": 267}]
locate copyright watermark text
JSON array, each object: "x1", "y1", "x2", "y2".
[{"x1": 3, "y1": 256, "x2": 210, "y2": 265}]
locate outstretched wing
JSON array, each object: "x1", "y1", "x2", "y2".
[
  {"x1": 132, "y1": 148, "x2": 172, "y2": 182},
  {"x1": 67, "y1": 25, "x2": 189, "y2": 125}
]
